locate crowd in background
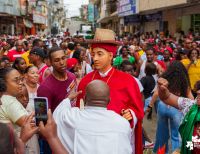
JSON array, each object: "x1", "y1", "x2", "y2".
[{"x1": 0, "y1": 28, "x2": 200, "y2": 154}]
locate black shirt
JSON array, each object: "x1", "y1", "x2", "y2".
[{"x1": 140, "y1": 75, "x2": 156, "y2": 99}]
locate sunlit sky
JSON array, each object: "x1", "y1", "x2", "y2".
[{"x1": 64, "y1": 0, "x2": 89, "y2": 17}]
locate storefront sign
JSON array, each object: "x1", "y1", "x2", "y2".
[
  {"x1": 124, "y1": 15, "x2": 140, "y2": 24},
  {"x1": 33, "y1": 13, "x2": 47, "y2": 24},
  {"x1": 23, "y1": 19, "x2": 33, "y2": 28},
  {"x1": 143, "y1": 12, "x2": 162, "y2": 22},
  {"x1": 88, "y1": 3, "x2": 94, "y2": 22},
  {"x1": 0, "y1": 0, "x2": 20, "y2": 16},
  {"x1": 117, "y1": 0, "x2": 138, "y2": 17}
]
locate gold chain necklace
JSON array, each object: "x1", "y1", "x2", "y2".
[{"x1": 91, "y1": 68, "x2": 115, "y2": 84}]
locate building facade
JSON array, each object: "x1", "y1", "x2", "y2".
[
  {"x1": 88, "y1": 0, "x2": 200, "y2": 36},
  {"x1": 0, "y1": 0, "x2": 67, "y2": 36}
]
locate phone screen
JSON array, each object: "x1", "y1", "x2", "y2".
[{"x1": 34, "y1": 97, "x2": 48, "y2": 126}]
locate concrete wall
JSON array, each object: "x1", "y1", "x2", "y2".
[
  {"x1": 139, "y1": 0, "x2": 187, "y2": 12},
  {"x1": 163, "y1": 5, "x2": 200, "y2": 34},
  {"x1": 65, "y1": 19, "x2": 88, "y2": 36}
]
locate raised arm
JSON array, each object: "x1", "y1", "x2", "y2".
[
  {"x1": 39, "y1": 110, "x2": 68, "y2": 154},
  {"x1": 157, "y1": 78, "x2": 179, "y2": 109}
]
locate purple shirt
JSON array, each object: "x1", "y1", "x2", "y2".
[{"x1": 37, "y1": 71, "x2": 76, "y2": 112}]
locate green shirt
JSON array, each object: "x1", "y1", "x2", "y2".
[{"x1": 113, "y1": 56, "x2": 135, "y2": 67}]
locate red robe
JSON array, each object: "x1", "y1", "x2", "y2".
[{"x1": 76, "y1": 67, "x2": 144, "y2": 154}]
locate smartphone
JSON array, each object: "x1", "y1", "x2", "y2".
[{"x1": 34, "y1": 97, "x2": 48, "y2": 126}]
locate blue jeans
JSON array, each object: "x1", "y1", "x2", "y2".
[
  {"x1": 144, "y1": 96, "x2": 152, "y2": 111},
  {"x1": 153, "y1": 100, "x2": 183, "y2": 153},
  {"x1": 144, "y1": 96, "x2": 158, "y2": 113}
]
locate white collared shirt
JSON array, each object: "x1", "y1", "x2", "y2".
[
  {"x1": 99, "y1": 67, "x2": 112, "y2": 77},
  {"x1": 53, "y1": 98, "x2": 132, "y2": 154}
]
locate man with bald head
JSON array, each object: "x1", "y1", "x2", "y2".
[
  {"x1": 53, "y1": 80, "x2": 132, "y2": 154},
  {"x1": 7, "y1": 40, "x2": 25, "y2": 62}
]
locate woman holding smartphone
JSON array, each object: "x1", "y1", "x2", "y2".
[{"x1": 0, "y1": 67, "x2": 28, "y2": 135}]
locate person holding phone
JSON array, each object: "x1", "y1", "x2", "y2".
[{"x1": 37, "y1": 47, "x2": 76, "y2": 154}]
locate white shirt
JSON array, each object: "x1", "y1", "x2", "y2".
[
  {"x1": 133, "y1": 77, "x2": 144, "y2": 92},
  {"x1": 178, "y1": 97, "x2": 196, "y2": 116},
  {"x1": 53, "y1": 98, "x2": 132, "y2": 154},
  {"x1": 99, "y1": 67, "x2": 112, "y2": 77}
]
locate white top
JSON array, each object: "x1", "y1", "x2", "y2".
[
  {"x1": 0, "y1": 95, "x2": 27, "y2": 123},
  {"x1": 53, "y1": 98, "x2": 132, "y2": 154},
  {"x1": 178, "y1": 97, "x2": 196, "y2": 116},
  {"x1": 139, "y1": 60, "x2": 158, "y2": 80},
  {"x1": 0, "y1": 95, "x2": 28, "y2": 135},
  {"x1": 133, "y1": 77, "x2": 144, "y2": 92},
  {"x1": 99, "y1": 67, "x2": 112, "y2": 77}
]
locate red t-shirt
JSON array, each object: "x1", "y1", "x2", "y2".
[
  {"x1": 7, "y1": 50, "x2": 25, "y2": 62},
  {"x1": 156, "y1": 60, "x2": 167, "y2": 70}
]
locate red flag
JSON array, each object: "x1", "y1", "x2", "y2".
[{"x1": 157, "y1": 145, "x2": 166, "y2": 154}]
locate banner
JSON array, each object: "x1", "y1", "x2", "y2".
[
  {"x1": 88, "y1": 3, "x2": 94, "y2": 22},
  {"x1": 117, "y1": 0, "x2": 138, "y2": 17}
]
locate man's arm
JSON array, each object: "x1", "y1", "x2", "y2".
[
  {"x1": 39, "y1": 110, "x2": 68, "y2": 154},
  {"x1": 54, "y1": 91, "x2": 82, "y2": 119},
  {"x1": 44, "y1": 68, "x2": 51, "y2": 79}
]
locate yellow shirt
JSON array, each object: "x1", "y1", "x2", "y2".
[
  {"x1": 181, "y1": 59, "x2": 200, "y2": 89},
  {"x1": 21, "y1": 50, "x2": 32, "y2": 66},
  {"x1": 0, "y1": 95, "x2": 28, "y2": 135},
  {"x1": 138, "y1": 50, "x2": 145, "y2": 57}
]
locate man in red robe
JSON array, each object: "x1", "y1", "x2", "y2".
[{"x1": 76, "y1": 28, "x2": 144, "y2": 154}]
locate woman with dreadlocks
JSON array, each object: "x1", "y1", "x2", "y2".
[{"x1": 153, "y1": 61, "x2": 194, "y2": 153}]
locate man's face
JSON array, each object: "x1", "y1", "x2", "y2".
[
  {"x1": 91, "y1": 47, "x2": 113, "y2": 71},
  {"x1": 122, "y1": 47, "x2": 128, "y2": 56},
  {"x1": 163, "y1": 50, "x2": 170, "y2": 61},
  {"x1": 122, "y1": 65, "x2": 133, "y2": 76},
  {"x1": 50, "y1": 50, "x2": 66, "y2": 73},
  {"x1": 17, "y1": 87, "x2": 29, "y2": 108},
  {"x1": 146, "y1": 50, "x2": 154, "y2": 62},
  {"x1": 123, "y1": 37, "x2": 128, "y2": 45},
  {"x1": 16, "y1": 43, "x2": 23, "y2": 52},
  {"x1": 185, "y1": 39, "x2": 192, "y2": 49},
  {"x1": 28, "y1": 53, "x2": 38, "y2": 64},
  {"x1": 38, "y1": 41, "x2": 44, "y2": 48}
]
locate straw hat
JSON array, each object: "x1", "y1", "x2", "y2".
[{"x1": 86, "y1": 28, "x2": 121, "y2": 45}]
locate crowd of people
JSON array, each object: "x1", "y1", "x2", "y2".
[{"x1": 0, "y1": 27, "x2": 200, "y2": 154}]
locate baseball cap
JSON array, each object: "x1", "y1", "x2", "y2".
[
  {"x1": 67, "y1": 58, "x2": 78, "y2": 70},
  {"x1": 30, "y1": 47, "x2": 45, "y2": 58}
]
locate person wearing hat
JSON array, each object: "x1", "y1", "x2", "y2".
[
  {"x1": 76, "y1": 28, "x2": 144, "y2": 154},
  {"x1": 29, "y1": 47, "x2": 51, "y2": 84}
]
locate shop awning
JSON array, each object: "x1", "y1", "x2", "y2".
[
  {"x1": 23, "y1": 19, "x2": 33, "y2": 28},
  {"x1": 97, "y1": 11, "x2": 118, "y2": 23}
]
